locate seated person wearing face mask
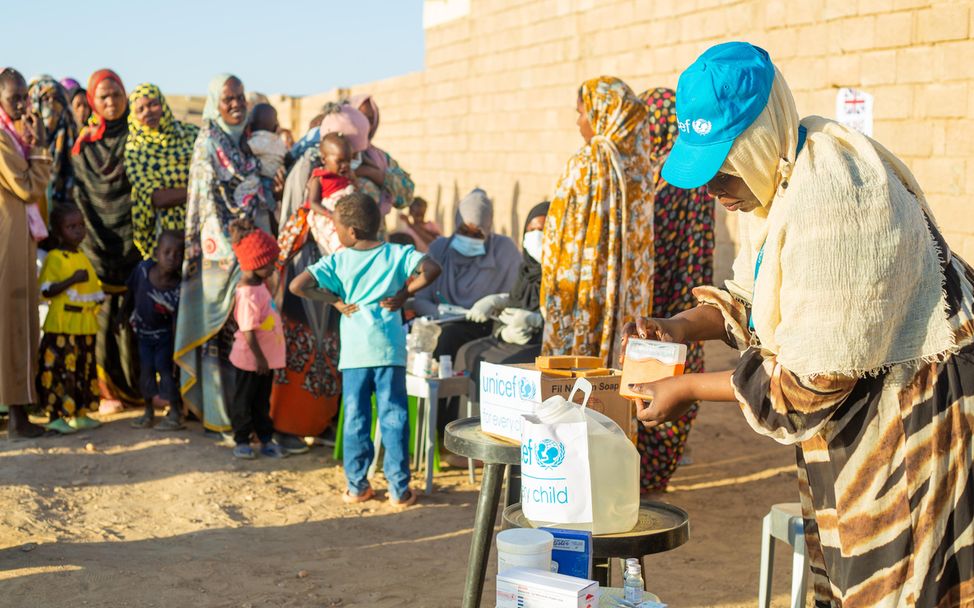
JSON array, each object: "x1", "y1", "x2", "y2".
[
  {"x1": 454, "y1": 201, "x2": 549, "y2": 400},
  {"x1": 413, "y1": 188, "x2": 522, "y2": 369}
]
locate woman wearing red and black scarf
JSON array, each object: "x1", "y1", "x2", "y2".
[{"x1": 71, "y1": 69, "x2": 142, "y2": 413}]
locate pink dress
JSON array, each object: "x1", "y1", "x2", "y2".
[{"x1": 229, "y1": 284, "x2": 285, "y2": 371}]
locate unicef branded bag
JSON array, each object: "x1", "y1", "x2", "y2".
[{"x1": 520, "y1": 378, "x2": 640, "y2": 535}]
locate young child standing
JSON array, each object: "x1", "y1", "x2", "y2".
[
  {"x1": 290, "y1": 192, "x2": 441, "y2": 508},
  {"x1": 123, "y1": 230, "x2": 184, "y2": 430},
  {"x1": 37, "y1": 204, "x2": 105, "y2": 434},
  {"x1": 228, "y1": 218, "x2": 288, "y2": 460},
  {"x1": 305, "y1": 131, "x2": 357, "y2": 253}
]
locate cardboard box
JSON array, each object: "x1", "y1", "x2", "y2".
[
  {"x1": 496, "y1": 567, "x2": 599, "y2": 608},
  {"x1": 479, "y1": 362, "x2": 636, "y2": 443}
]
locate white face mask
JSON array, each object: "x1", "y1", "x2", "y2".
[
  {"x1": 522, "y1": 230, "x2": 543, "y2": 263},
  {"x1": 450, "y1": 233, "x2": 486, "y2": 257},
  {"x1": 350, "y1": 153, "x2": 363, "y2": 171}
]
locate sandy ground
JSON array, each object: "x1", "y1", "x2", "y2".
[{"x1": 0, "y1": 342, "x2": 809, "y2": 607}]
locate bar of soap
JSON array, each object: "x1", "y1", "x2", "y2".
[
  {"x1": 619, "y1": 339, "x2": 687, "y2": 400},
  {"x1": 535, "y1": 355, "x2": 603, "y2": 370}
]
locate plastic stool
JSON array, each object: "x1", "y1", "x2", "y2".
[{"x1": 759, "y1": 502, "x2": 808, "y2": 608}]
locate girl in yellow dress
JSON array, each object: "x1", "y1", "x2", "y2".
[{"x1": 37, "y1": 204, "x2": 105, "y2": 434}]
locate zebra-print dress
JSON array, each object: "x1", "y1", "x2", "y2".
[{"x1": 695, "y1": 241, "x2": 974, "y2": 607}]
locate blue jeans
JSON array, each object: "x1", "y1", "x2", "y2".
[
  {"x1": 137, "y1": 331, "x2": 177, "y2": 404},
  {"x1": 342, "y1": 366, "x2": 410, "y2": 499}
]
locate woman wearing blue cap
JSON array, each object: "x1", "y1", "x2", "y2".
[{"x1": 624, "y1": 42, "x2": 974, "y2": 606}]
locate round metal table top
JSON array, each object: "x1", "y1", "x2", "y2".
[
  {"x1": 444, "y1": 417, "x2": 521, "y2": 465},
  {"x1": 502, "y1": 501, "x2": 689, "y2": 557}
]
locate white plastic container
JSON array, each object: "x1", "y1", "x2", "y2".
[
  {"x1": 522, "y1": 379, "x2": 640, "y2": 535},
  {"x1": 406, "y1": 319, "x2": 441, "y2": 376},
  {"x1": 496, "y1": 528, "x2": 554, "y2": 574},
  {"x1": 412, "y1": 352, "x2": 432, "y2": 377},
  {"x1": 438, "y1": 355, "x2": 453, "y2": 378}
]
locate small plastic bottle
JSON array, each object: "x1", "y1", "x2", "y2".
[
  {"x1": 622, "y1": 559, "x2": 638, "y2": 584},
  {"x1": 624, "y1": 561, "x2": 644, "y2": 604}
]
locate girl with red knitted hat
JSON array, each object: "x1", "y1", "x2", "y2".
[{"x1": 227, "y1": 218, "x2": 288, "y2": 459}]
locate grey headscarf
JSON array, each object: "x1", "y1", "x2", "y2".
[
  {"x1": 415, "y1": 189, "x2": 522, "y2": 313},
  {"x1": 455, "y1": 188, "x2": 493, "y2": 234}
]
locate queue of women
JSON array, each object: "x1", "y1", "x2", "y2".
[{"x1": 1, "y1": 39, "x2": 971, "y2": 604}]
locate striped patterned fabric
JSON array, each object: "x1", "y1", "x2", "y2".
[{"x1": 694, "y1": 226, "x2": 974, "y2": 607}]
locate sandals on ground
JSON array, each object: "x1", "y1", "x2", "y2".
[
  {"x1": 69, "y1": 416, "x2": 102, "y2": 430},
  {"x1": 154, "y1": 417, "x2": 185, "y2": 431},
  {"x1": 389, "y1": 489, "x2": 418, "y2": 510},
  {"x1": 44, "y1": 418, "x2": 77, "y2": 435},
  {"x1": 129, "y1": 415, "x2": 154, "y2": 429},
  {"x1": 342, "y1": 486, "x2": 375, "y2": 504}
]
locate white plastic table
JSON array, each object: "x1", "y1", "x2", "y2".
[{"x1": 368, "y1": 373, "x2": 470, "y2": 495}]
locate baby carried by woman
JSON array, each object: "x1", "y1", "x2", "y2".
[{"x1": 304, "y1": 132, "x2": 357, "y2": 253}]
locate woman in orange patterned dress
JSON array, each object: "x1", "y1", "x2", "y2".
[{"x1": 540, "y1": 76, "x2": 654, "y2": 366}]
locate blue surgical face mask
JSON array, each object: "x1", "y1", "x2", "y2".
[{"x1": 450, "y1": 233, "x2": 486, "y2": 257}]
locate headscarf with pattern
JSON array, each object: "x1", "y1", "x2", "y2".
[
  {"x1": 638, "y1": 87, "x2": 714, "y2": 320},
  {"x1": 124, "y1": 83, "x2": 200, "y2": 258},
  {"x1": 640, "y1": 87, "x2": 678, "y2": 188},
  {"x1": 28, "y1": 74, "x2": 76, "y2": 207},
  {"x1": 540, "y1": 76, "x2": 654, "y2": 365}
]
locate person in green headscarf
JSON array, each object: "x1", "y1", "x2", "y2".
[{"x1": 124, "y1": 83, "x2": 199, "y2": 260}]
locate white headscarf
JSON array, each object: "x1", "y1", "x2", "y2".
[
  {"x1": 202, "y1": 73, "x2": 246, "y2": 143},
  {"x1": 722, "y1": 68, "x2": 799, "y2": 301},
  {"x1": 724, "y1": 70, "x2": 955, "y2": 378}
]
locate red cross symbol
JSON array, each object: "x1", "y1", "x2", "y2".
[{"x1": 844, "y1": 91, "x2": 866, "y2": 113}]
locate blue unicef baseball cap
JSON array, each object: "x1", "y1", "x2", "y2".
[{"x1": 661, "y1": 42, "x2": 775, "y2": 189}]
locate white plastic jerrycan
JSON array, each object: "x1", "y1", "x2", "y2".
[{"x1": 520, "y1": 378, "x2": 640, "y2": 535}]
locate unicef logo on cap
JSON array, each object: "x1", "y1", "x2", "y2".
[
  {"x1": 692, "y1": 119, "x2": 713, "y2": 136},
  {"x1": 518, "y1": 377, "x2": 537, "y2": 401},
  {"x1": 536, "y1": 439, "x2": 566, "y2": 470}
]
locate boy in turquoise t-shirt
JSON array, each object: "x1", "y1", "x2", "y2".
[{"x1": 290, "y1": 192, "x2": 441, "y2": 508}]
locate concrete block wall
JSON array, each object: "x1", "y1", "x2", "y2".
[
  {"x1": 166, "y1": 95, "x2": 205, "y2": 126},
  {"x1": 190, "y1": 0, "x2": 974, "y2": 288}
]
